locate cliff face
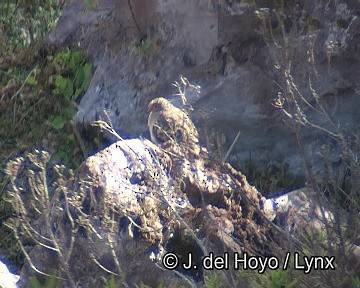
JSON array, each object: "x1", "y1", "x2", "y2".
[{"x1": 48, "y1": 0, "x2": 360, "y2": 178}]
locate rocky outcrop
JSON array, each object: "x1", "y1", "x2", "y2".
[
  {"x1": 47, "y1": 0, "x2": 360, "y2": 179},
  {"x1": 13, "y1": 139, "x2": 280, "y2": 287},
  {"x1": 8, "y1": 139, "x2": 359, "y2": 286}
]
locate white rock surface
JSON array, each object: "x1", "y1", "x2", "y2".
[{"x1": 0, "y1": 260, "x2": 19, "y2": 288}]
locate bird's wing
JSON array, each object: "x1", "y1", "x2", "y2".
[
  {"x1": 152, "y1": 112, "x2": 178, "y2": 144},
  {"x1": 174, "y1": 111, "x2": 199, "y2": 143},
  {"x1": 170, "y1": 109, "x2": 199, "y2": 144}
]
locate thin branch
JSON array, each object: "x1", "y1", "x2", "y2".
[
  {"x1": 10, "y1": 64, "x2": 38, "y2": 100},
  {"x1": 222, "y1": 130, "x2": 240, "y2": 164}
]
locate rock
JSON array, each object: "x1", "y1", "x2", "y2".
[
  {"x1": 0, "y1": 259, "x2": 19, "y2": 288},
  {"x1": 47, "y1": 0, "x2": 360, "y2": 180},
  {"x1": 12, "y1": 139, "x2": 278, "y2": 286},
  {"x1": 262, "y1": 187, "x2": 341, "y2": 232},
  {"x1": 7, "y1": 140, "x2": 359, "y2": 286},
  {"x1": 262, "y1": 187, "x2": 360, "y2": 261}
]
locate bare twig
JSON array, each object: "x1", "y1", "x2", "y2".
[{"x1": 222, "y1": 130, "x2": 240, "y2": 164}]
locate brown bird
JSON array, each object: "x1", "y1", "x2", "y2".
[{"x1": 148, "y1": 97, "x2": 199, "y2": 152}]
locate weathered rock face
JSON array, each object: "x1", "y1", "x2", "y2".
[
  {"x1": 48, "y1": 0, "x2": 360, "y2": 180},
  {"x1": 74, "y1": 138, "x2": 279, "y2": 270},
  {"x1": 15, "y1": 140, "x2": 279, "y2": 287}
]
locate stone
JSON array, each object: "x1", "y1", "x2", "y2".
[
  {"x1": 16, "y1": 139, "x2": 277, "y2": 286},
  {"x1": 0, "y1": 259, "x2": 19, "y2": 288},
  {"x1": 47, "y1": 0, "x2": 360, "y2": 181}
]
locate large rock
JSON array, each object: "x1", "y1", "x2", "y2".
[
  {"x1": 7, "y1": 140, "x2": 359, "y2": 286},
  {"x1": 12, "y1": 139, "x2": 278, "y2": 287},
  {"x1": 48, "y1": 0, "x2": 360, "y2": 179}
]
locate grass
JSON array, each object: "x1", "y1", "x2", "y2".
[
  {"x1": 0, "y1": 43, "x2": 92, "y2": 270},
  {"x1": 0, "y1": 9, "x2": 91, "y2": 268}
]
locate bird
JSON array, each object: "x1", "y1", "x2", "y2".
[{"x1": 147, "y1": 97, "x2": 199, "y2": 153}]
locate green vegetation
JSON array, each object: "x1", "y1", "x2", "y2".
[
  {"x1": 0, "y1": 47, "x2": 91, "y2": 166},
  {"x1": 0, "y1": 46, "x2": 91, "y2": 269},
  {"x1": 135, "y1": 38, "x2": 161, "y2": 58},
  {"x1": 48, "y1": 48, "x2": 91, "y2": 162},
  {"x1": 0, "y1": 0, "x2": 91, "y2": 273},
  {"x1": 30, "y1": 274, "x2": 61, "y2": 288},
  {"x1": 353, "y1": 277, "x2": 360, "y2": 288},
  {"x1": 52, "y1": 49, "x2": 92, "y2": 102},
  {"x1": 0, "y1": 0, "x2": 64, "y2": 55},
  {"x1": 251, "y1": 270, "x2": 297, "y2": 288},
  {"x1": 101, "y1": 276, "x2": 119, "y2": 288}
]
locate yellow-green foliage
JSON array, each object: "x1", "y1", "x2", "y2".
[
  {"x1": 0, "y1": 46, "x2": 91, "y2": 166},
  {"x1": 48, "y1": 48, "x2": 92, "y2": 162},
  {"x1": 102, "y1": 276, "x2": 119, "y2": 288}
]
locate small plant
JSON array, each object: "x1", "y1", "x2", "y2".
[
  {"x1": 101, "y1": 275, "x2": 123, "y2": 288},
  {"x1": 135, "y1": 38, "x2": 161, "y2": 57},
  {"x1": 46, "y1": 48, "x2": 92, "y2": 163},
  {"x1": 352, "y1": 277, "x2": 360, "y2": 288},
  {"x1": 52, "y1": 48, "x2": 92, "y2": 102},
  {"x1": 251, "y1": 269, "x2": 297, "y2": 288},
  {"x1": 203, "y1": 128, "x2": 226, "y2": 161},
  {"x1": 30, "y1": 274, "x2": 62, "y2": 288}
]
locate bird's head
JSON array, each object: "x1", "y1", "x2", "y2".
[{"x1": 148, "y1": 97, "x2": 170, "y2": 112}]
